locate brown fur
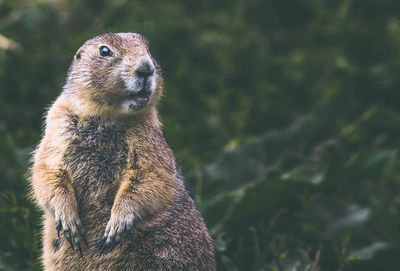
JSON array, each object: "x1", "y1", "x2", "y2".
[{"x1": 31, "y1": 33, "x2": 215, "y2": 270}]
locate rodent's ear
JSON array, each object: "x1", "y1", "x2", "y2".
[{"x1": 75, "y1": 49, "x2": 84, "y2": 61}]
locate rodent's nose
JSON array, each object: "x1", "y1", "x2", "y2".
[{"x1": 136, "y1": 62, "x2": 154, "y2": 78}]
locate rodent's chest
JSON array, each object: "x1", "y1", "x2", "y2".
[{"x1": 63, "y1": 117, "x2": 129, "y2": 203}]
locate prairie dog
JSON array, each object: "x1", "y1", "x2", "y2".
[{"x1": 31, "y1": 33, "x2": 215, "y2": 270}]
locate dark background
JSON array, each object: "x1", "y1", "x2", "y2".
[{"x1": 1, "y1": 0, "x2": 400, "y2": 270}]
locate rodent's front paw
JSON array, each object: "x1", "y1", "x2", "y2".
[
  {"x1": 99, "y1": 212, "x2": 135, "y2": 254},
  {"x1": 55, "y1": 211, "x2": 87, "y2": 257}
]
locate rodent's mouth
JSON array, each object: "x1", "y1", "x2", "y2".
[{"x1": 126, "y1": 87, "x2": 151, "y2": 109}]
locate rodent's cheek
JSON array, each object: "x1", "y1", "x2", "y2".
[
  {"x1": 120, "y1": 73, "x2": 143, "y2": 93},
  {"x1": 123, "y1": 76, "x2": 138, "y2": 92},
  {"x1": 90, "y1": 72, "x2": 106, "y2": 90}
]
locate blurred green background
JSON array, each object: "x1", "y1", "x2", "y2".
[{"x1": 1, "y1": 0, "x2": 400, "y2": 270}]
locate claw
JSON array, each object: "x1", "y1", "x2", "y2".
[
  {"x1": 56, "y1": 220, "x2": 62, "y2": 238},
  {"x1": 111, "y1": 235, "x2": 121, "y2": 251},
  {"x1": 99, "y1": 234, "x2": 111, "y2": 254},
  {"x1": 82, "y1": 234, "x2": 88, "y2": 247},
  {"x1": 64, "y1": 230, "x2": 74, "y2": 250},
  {"x1": 76, "y1": 239, "x2": 83, "y2": 258},
  {"x1": 99, "y1": 235, "x2": 107, "y2": 249},
  {"x1": 54, "y1": 212, "x2": 86, "y2": 257},
  {"x1": 100, "y1": 239, "x2": 110, "y2": 254},
  {"x1": 76, "y1": 221, "x2": 88, "y2": 247},
  {"x1": 99, "y1": 215, "x2": 135, "y2": 254},
  {"x1": 100, "y1": 227, "x2": 118, "y2": 254}
]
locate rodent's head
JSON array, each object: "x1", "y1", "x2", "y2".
[{"x1": 65, "y1": 33, "x2": 162, "y2": 116}]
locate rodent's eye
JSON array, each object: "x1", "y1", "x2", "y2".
[{"x1": 99, "y1": 45, "x2": 113, "y2": 57}]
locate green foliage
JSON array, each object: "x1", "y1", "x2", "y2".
[
  {"x1": 0, "y1": 125, "x2": 40, "y2": 270},
  {"x1": 1, "y1": 0, "x2": 400, "y2": 270}
]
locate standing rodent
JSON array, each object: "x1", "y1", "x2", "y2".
[{"x1": 30, "y1": 33, "x2": 216, "y2": 271}]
